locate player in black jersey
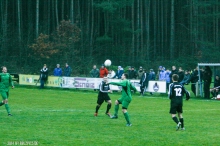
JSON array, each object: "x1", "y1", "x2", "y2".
[
  {"x1": 94, "y1": 77, "x2": 112, "y2": 117},
  {"x1": 168, "y1": 74, "x2": 190, "y2": 131}
]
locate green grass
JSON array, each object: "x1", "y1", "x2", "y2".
[{"x1": 1, "y1": 86, "x2": 220, "y2": 146}]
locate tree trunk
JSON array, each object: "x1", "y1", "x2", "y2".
[
  {"x1": 170, "y1": 0, "x2": 175, "y2": 60},
  {"x1": 36, "y1": 0, "x2": 39, "y2": 38},
  {"x1": 70, "y1": 0, "x2": 74, "y2": 23}
]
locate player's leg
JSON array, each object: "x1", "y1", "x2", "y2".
[
  {"x1": 170, "y1": 104, "x2": 181, "y2": 130},
  {"x1": 105, "y1": 100, "x2": 112, "y2": 116},
  {"x1": 94, "y1": 96, "x2": 104, "y2": 116},
  {"x1": 178, "y1": 112, "x2": 184, "y2": 130},
  {"x1": 2, "y1": 92, "x2": 11, "y2": 116},
  {"x1": 111, "y1": 99, "x2": 121, "y2": 119},
  {"x1": 122, "y1": 100, "x2": 132, "y2": 126}
]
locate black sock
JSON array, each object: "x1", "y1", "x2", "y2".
[
  {"x1": 106, "y1": 103, "x2": 111, "y2": 113},
  {"x1": 172, "y1": 116, "x2": 179, "y2": 124},
  {"x1": 179, "y1": 118, "x2": 184, "y2": 128},
  {"x1": 0, "y1": 102, "x2": 4, "y2": 106},
  {"x1": 95, "y1": 105, "x2": 100, "y2": 113}
]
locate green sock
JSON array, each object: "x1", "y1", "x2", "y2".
[
  {"x1": 0, "y1": 101, "x2": 4, "y2": 106},
  {"x1": 114, "y1": 104, "x2": 119, "y2": 116},
  {"x1": 124, "y1": 112, "x2": 131, "y2": 124},
  {"x1": 5, "y1": 104, "x2": 10, "y2": 114}
]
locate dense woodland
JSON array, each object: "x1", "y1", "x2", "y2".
[{"x1": 0, "y1": 0, "x2": 220, "y2": 75}]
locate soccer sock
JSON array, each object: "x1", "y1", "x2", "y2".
[
  {"x1": 95, "y1": 105, "x2": 100, "y2": 113},
  {"x1": 106, "y1": 103, "x2": 111, "y2": 113},
  {"x1": 180, "y1": 118, "x2": 184, "y2": 128},
  {"x1": 5, "y1": 104, "x2": 10, "y2": 114},
  {"x1": 124, "y1": 112, "x2": 131, "y2": 124},
  {"x1": 114, "y1": 104, "x2": 119, "y2": 116},
  {"x1": 172, "y1": 116, "x2": 179, "y2": 124},
  {"x1": 0, "y1": 101, "x2": 4, "y2": 106}
]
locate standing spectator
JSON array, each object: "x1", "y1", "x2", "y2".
[
  {"x1": 180, "y1": 70, "x2": 191, "y2": 86},
  {"x1": 149, "y1": 69, "x2": 156, "y2": 95},
  {"x1": 39, "y1": 64, "x2": 48, "y2": 89},
  {"x1": 165, "y1": 69, "x2": 171, "y2": 91},
  {"x1": 127, "y1": 66, "x2": 132, "y2": 79},
  {"x1": 210, "y1": 75, "x2": 220, "y2": 98},
  {"x1": 113, "y1": 66, "x2": 124, "y2": 79},
  {"x1": 129, "y1": 66, "x2": 137, "y2": 79},
  {"x1": 139, "y1": 69, "x2": 149, "y2": 96},
  {"x1": 169, "y1": 66, "x2": 178, "y2": 83},
  {"x1": 107, "y1": 70, "x2": 116, "y2": 79},
  {"x1": 137, "y1": 66, "x2": 144, "y2": 79},
  {"x1": 159, "y1": 67, "x2": 166, "y2": 81},
  {"x1": 190, "y1": 67, "x2": 199, "y2": 96},
  {"x1": 53, "y1": 64, "x2": 62, "y2": 76},
  {"x1": 168, "y1": 74, "x2": 190, "y2": 131},
  {"x1": 90, "y1": 65, "x2": 99, "y2": 78},
  {"x1": 202, "y1": 66, "x2": 212, "y2": 99},
  {"x1": 178, "y1": 67, "x2": 185, "y2": 82},
  {"x1": 64, "y1": 63, "x2": 71, "y2": 77},
  {"x1": 99, "y1": 64, "x2": 108, "y2": 78},
  {"x1": 0, "y1": 66, "x2": 14, "y2": 116}
]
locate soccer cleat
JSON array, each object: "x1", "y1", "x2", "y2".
[
  {"x1": 181, "y1": 127, "x2": 185, "y2": 131},
  {"x1": 176, "y1": 122, "x2": 181, "y2": 131},
  {"x1": 110, "y1": 115, "x2": 118, "y2": 119},
  {"x1": 105, "y1": 112, "x2": 111, "y2": 117},
  {"x1": 8, "y1": 113, "x2": 13, "y2": 116},
  {"x1": 126, "y1": 123, "x2": 132, "y2": 126},
  {"x1": 94, "y1": 113, "x2": 98, "y2": 117}
]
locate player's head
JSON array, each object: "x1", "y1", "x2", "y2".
[
  {"x1": 103, "y1": 76, "x2": 108, "y2": 82},
  {"x1": 1, "y1": 66, "x2": 7, "y2": 73},
  {"x1": 172, "y1": 74, "x2": 179, "y2": 82},
  {"x1": 121, "y1": 73, "x2": 128, "y2": 80}
]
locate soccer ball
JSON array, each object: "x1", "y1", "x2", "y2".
[
  {"x1": 104, "y1": 59, "x2": 111, "y2": 66},
  {"x1": 216, "y1": 94, "x2": 220, "y2": 100}
]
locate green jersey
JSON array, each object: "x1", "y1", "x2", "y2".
[
  {"x1": 109, "y1": 79, "x2": 137, "y2": 102},
  {"x1": 0, "y1": 73, "x2": 14, "y2": 92}
]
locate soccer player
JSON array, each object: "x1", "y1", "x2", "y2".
[
  {"x1": 94, "y1": 77, "x2": 112, "y2": 117},
  {"x1": 109, "y1": 73, "x2": 137, "y2": 126},
  {"x1": 0, "y1": 66, "x2": 14, "y2": 116},
  {"x1": 168, "y1": 74, "x2": 190, "y2": 130}
]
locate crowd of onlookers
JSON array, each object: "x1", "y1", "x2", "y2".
[
  {"x1": 90, "y1": 64, "x2": 220, "y2": 99},
  {"x1": 38, "y1": 63, "x2": 220, "y2": 99}
]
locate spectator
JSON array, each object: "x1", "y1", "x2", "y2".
[
  {"x1": 165, "y1": 69, "x2": 171, "y2": 91},
  {"x1": 148, "y1": 69, "x2": 156, "y2": 95},
  {"x1": 90, "y1": 65, "x2": 99, "y2": 78},
  {"x1": 129, "y1": 66, "x2": 137, "y2": 79},
  {"x1": 137, "y1": 66, "x2": 144, "y2": 79},
  {"x1": 190, "y1": 67, "x2": 199, "y2": 96},
  {"x1": 107, "y1": 70, "x2": 116, "y2": 79},
  {"x1": 178, "y1": 67, "x2": 185, "y2": 82},
  {"x1": 113, "y1": 66, "x2": 124, "y2": 79},
  {"x1": 127, "y1": 66, "x2": 132, "y2": 79},
  {"x1": 39, "y1": 64, "x2": 48, "y2": 89},
  {"x1": 53, "y1": 64, "x2": 62, "y2": 76},
  {"x1": 180, "y1": 70, "x2": 191, "y2": 86},
  {"x1": 169, "y1": 66, "x2": 178, "y2": 83},
  {"x1": 210, "y1": 75, "x2": 220, "y2": 98},
  {"x1": 99, "y1": 64, "x2": 108, "y2": 78},
  {"x1": 64, "y1": 63, "x2": 71, "y2": 77},
  {"x1": 139, "y1": 69, "x2": 149, "y2": 96},
  {"x1": 202, "y1": 66, "x2": 212, "y2": 99},
  {"x1": 159, "y1": 66, "x2": 166, "y2": 81}
]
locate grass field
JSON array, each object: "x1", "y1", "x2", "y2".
[{"x1": 1, "y1": 86, "x2": 220, "y2": 146}]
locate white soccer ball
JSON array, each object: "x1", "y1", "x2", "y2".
[{"x1": 104, "y1": 59, "x2": 111, "y2": 66}]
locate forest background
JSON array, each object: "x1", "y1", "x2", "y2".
[{"x1": 0, "y1": 0, "x2": 219, "y2": 76}]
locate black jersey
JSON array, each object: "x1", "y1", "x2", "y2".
[
  {"x1": 168, "y1": 82, "x2": 190, "y2": 104},
  {"x1": 99, "y1": 81, "x2": 110, "y2": 94}
]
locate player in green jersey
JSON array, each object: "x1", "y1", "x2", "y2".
[
  {"x1": 0, "y1": 66, "x2": 14, "y2": 116},
  {"x1": 108, "y1": 73, "x2": 137, "y2": 126}
]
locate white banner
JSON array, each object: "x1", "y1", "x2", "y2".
[{"x1": 61, "y1": 77, "x2": 166, "y2": 93}]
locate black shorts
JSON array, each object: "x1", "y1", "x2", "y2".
[
  {"x1": 169, "y1": 102, "x2": 183, "y2": 114},
  {"x1": 97, "y1": 93, "x2": 111, "y2": 105}
]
